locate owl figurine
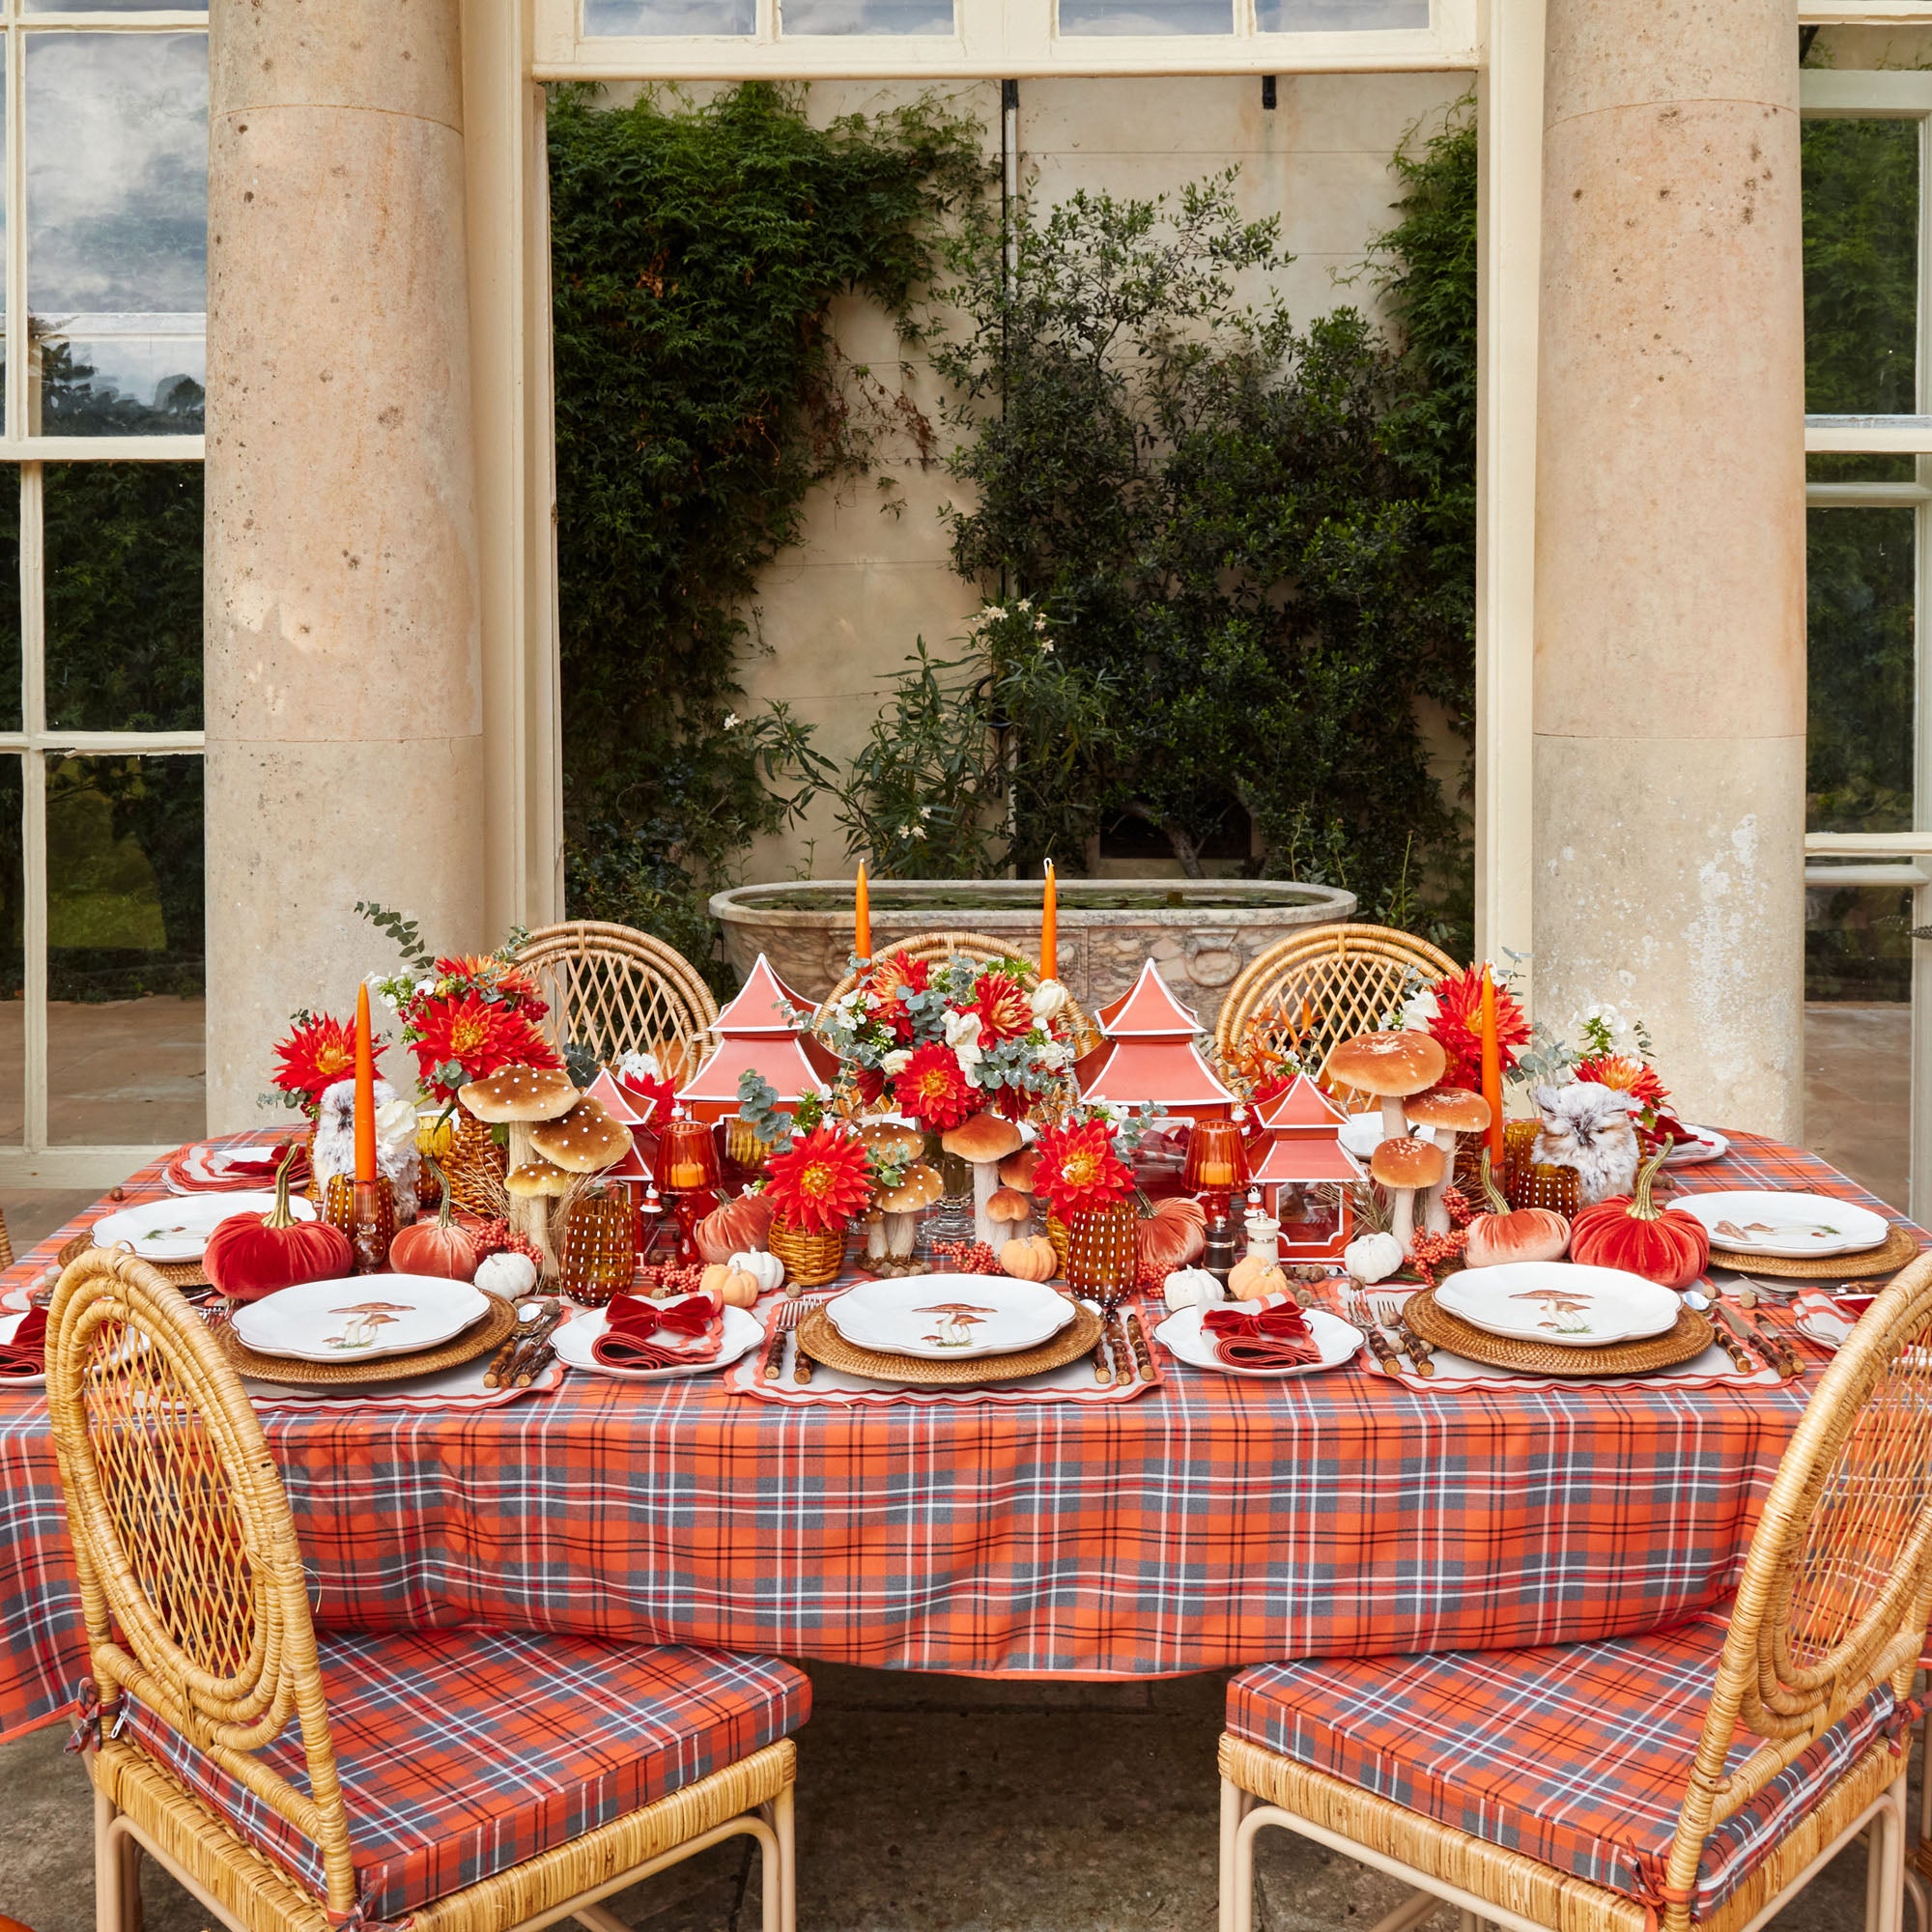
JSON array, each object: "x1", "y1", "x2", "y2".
[
  {"x1": 312, "y1": 1075, "x2": 421, "y2": 1222},
  {"x1": 1531, "y1": 1082, "x2": 1640, "y2": 1206}
]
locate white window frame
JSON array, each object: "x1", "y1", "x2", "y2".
[
  {"x1": 0, "y1": 1, "x2": 207, "y2": 1189},
  {"x1": 1800, "y1": 67, "x2": 1932, "y2": 1214}
]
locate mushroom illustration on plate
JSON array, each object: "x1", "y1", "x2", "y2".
[
  {"x1": 918, "y1": 1301, "x2": 998, "y2": 1349},
  {"x1": 1509, "y1": 1289, "x2": 1597, "y2": 1336},
  {"x1": 326, "y1": 1301, "x2": 413, "y2": 1351}
]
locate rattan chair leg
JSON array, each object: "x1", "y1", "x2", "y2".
[
  {"x1": 120, "y1": 1829, "x2": 146, "y2": 1932},
  {"x1": 567, "y1": 1905, "x2": 629, "y2": 1931},
  {"x1": 94, "y1": 1789, "x2": 128, "y2": 1932},
  {"x1": 1878, "y1": 1783, "x2": 1910, "y2": 1932},
  {"x1": 760, "y1": 1783, "x2": 796, "y2": 1932},
  {"x1": 1219, "y1": 1777, "x2": 1253, "y2": 1932},
  {"x1": 1459, "y1": 1915, "x2": 1483, "y2": 1932}
]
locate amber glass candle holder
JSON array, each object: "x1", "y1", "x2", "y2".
[
  {"x1": 1184, "y1": 1120, "x2": 1249, "y2": 1202},
  {"x1": 1048, "y1": 1202, "x2": 1139, "y2": 1295},
  {"x1": 323, "y1": 1175, "x2": 395, "y2": 1275},
  {"x1": 659, "y1": 1114, "x2": 722, "y2": 1194}
]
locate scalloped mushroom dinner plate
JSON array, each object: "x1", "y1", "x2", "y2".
[
  {"x1": 231, "y1": 1276, "x2": 490, "y2": 1364},
  {"x1": 826, "y1": 1276, "x2": 1075, "y2": 1359},
  {"x1": 1674, "y1": 1190, "x2": 1888, "y2": 1260},
  {"x1": 1436, "y1": 1262, "x2": 1682, "y2": 1348},
  {"x1": 93, "y1": 1191, "x2": 316, "y2": 1264}
]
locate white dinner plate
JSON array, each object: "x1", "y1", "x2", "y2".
[
  {"x1": 826, "y1": 1275, "x2": 1075, "y2": 1359},
  {"x1": 1673, "y1": 1189, "x2": 1889, "y2": 1260},
  {"x1": 1153, "y1": 1305, "x2": 1361, "y2": 1380},
  {"x1": 553, "y1": 1300, "x2": 763, "y2": 1381},
  {"x1": 93, "y1": 1191, "x2": 316, "y2": 1264},
  {"x1": 0, "y1": 1309, "x2": 43, "y2": 1387},
  {"x1": 231, "y1": 1275, "x2": 490, "y2": 1363},
  {"x1": 1436, "y1": 1262, "x2": 1682, "y2": 1347},
  {"x1": 1663, "y1": 1124, "x2": 1728, "y2": 1167}
]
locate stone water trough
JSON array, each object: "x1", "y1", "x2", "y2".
[{"x1": 710, "y1": 878, "x2": 1355, "y2": 1034}]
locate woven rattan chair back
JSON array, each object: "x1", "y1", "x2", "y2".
[
  {"x1": 516, "y1": 920, "x2": 720, "y2": 1084},
  {"x1": 817, "y1": 929, "x2": 1100, "y2": 1056},
  {"x1": 1657, "y1": 1253, "x2": 1932, "y2": 1922},
  {"x1": 1211, "y1": 923, "x2": 1460, "y2": 1105},
  {"x1": 44, "y1": 1248, "x2": 359, "y2": 1916}
]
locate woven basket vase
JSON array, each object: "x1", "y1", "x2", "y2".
[
  {"x1": 769, "y1": 1217, "x2": 846, "y2": 1289},
  {"x1": 1048, "y1": 1201, "x2": 1139, "y2": 1295},
  {"x1": 443, "y1": 1104, "x2": 508, "y2": 1217}
]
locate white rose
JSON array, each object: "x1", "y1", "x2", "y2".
[
  {"x1": 1030, "y1": 980, "x2": 1068, "y2": 1022},
  {"x1": 1400, "y1": 989, "x2": 1439, "y2": 1029},
  {"x1": 881, "y1": 1049, "x2": 913, "y2": 1075},
  {"x1": 374, "y1": 1094, "x2": 418, "y2": 1153},
  {"x1": 944, "y1": 1010, "x2": 982, "y2": 1051}
]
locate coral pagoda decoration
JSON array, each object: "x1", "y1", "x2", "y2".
[
  {"x1": 270, "y1": 1009, "x2": 370, "y2": 1120},
  {"x1": 1032, "y1": 1116, "x2": 1136, "y2": 1222},
  {"x1": 760, "y1": 1122, "x2": 874, "y2": 1236}
]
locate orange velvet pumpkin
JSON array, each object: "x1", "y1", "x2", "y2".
[
  {"x1": 204, "y1": 1148, "x2": 353, "y2": 1303},
  {"x1": 1567, "y1": 1145, "x2": 1709, "y2": 1289},
  {"x1": 1137, "y1": 1205, "x2": 1205, "y2": 1272},
  {"x1": 696, "y1": 1191, "x2": 776, "y2": 1264},
  {"x1": 388, "y1": 1160, "x2": 482, "y2": 1282},
  {"x1": 1154, "y1": 1196, "x2": 1207, "y2": 1231},
  {"x1": 1463, "y1": 1150, "x2": 1570, "y2": 1269}
]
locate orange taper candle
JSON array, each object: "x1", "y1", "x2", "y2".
[
  {"x1": 1479, "y1": 963, "x2": 1504, "y2": 1163},
  {"x1": 854, "y1": 861, "x2": 870, "y2": 961},
  {"x1": 1040, "y1": 860, "x2": 1057, "y2": 981},
  {"x1": 353, "y1": 981, "x2": 378, "y2": 1184}
]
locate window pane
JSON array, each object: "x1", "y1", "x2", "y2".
[
  {"x1": 1808, "y1": 452, "x2": 1918, "y2": 485},
  {"x1": 47, "y1": 753, "x2": 204, "y2": 1147},
  {"x1": 584, "y1": 0, "x2": 755, "y2": 30},
  {"x1": 782, "y1": 0, "x2": 953, "y2": 29},
  {"x1": 1803, "y1": 117, "x2": 1918, "y2": 415},
  {"x1": 26, "y1": 32, "x2": 206, "y2": 438},
  {"x1": 1258, "y1": 0, "x2": 1427, "y2": 23},
  {"x1": 43, "y1": 463, "x2": 202, "y2": 732},
  {"x1": 1059, "y1": 0, "x2": 1232, "y2": 32},
  {"x1": 24, "y1": 0, "x2": 201, "y2": 11},
  {"x1": 1806, "y1": 506, "x2": 1915, "y2": 836},
  {"x1": 1805, "y1": 880, "x2": 1912, "y2": 1209},
  {"x1": 0, "y1": 757, "x2": 22, "y2": 1148},
  {"x1": 0, "y1": 470, "x2": 20, "y2": 735}
]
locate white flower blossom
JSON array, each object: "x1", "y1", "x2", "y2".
[
  {"x1": 881, "y1": 1048, "x2": 913, "y2": 1075},
  {"x1": 983, "y1": 604, "x2": 1007, "y2": 622},
  {"x1": 1039, "y1": 638, "x2": 1055, "y2": 654},
  {"x1": 944, "y1": 1009, "x2": 982, "y2": 1052},
  {"x1": 723, "y1": 712, "x2": 740, "y2": 730},
  {"x1": 955, "y1": 1043, "x2": 984, "y2": 1086},
  {"x1": 908, "y1": 823, "x2": 927, "y2": 841},
  {"x1": 1400, "y1": 988, "x2": 1439, "y2": 1029},
  {"x1": 919, "y1": 805, "x2": 933, "y2": 820},
  {"x1": 1030, "y1": 980, "x2": 1068, "y2": 1022}
]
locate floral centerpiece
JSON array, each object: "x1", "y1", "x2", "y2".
[
  {"x1": 1406, "y1": 963, "x2": 1531, "y2": 1094},
  {"x1": 737, "y1": 1087, "x2": 877, "y2": 1287},
  {"x1": 1033, "y1": 1109, "x2": 1146, "y2": 1293},
  {"x1": 372, "y1": 949, "x2": 560, "y2": 1103},
  {"x1": 1561, "y1": 1003, "x2": 1687, "y2": 1153}
]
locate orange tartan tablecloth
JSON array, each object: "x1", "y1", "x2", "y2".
[{"x1": 0, "y1": 1132, "x2": 1890, "y2": 1739}]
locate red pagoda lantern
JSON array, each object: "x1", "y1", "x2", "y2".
[
  {"x1": 1246, "y1": 1073, "x2": 1363, "y2": 1261},
  {"x1": 675, "y1": 954, "x2": 841, "y2": 1126},
  {"x1": 1072, "y1": 961, "x2": 1236, "y2": 1122}
]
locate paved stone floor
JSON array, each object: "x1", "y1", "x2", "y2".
[{"x1": 0, "y1": 1663, "x2": 1888, "y2": 1930}]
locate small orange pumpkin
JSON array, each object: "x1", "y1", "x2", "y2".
[
  {"x1": 1463, "y1": 1150, "x2": 1570, "y2": 1269},
  {"x1": 1000, "y1": 1235, "x2": 1058, "y2": 1282},
  {"x1": 696, "y1": 1191, "x2": 775, "y2": 1264},
  {"x1": 698, "y1": 1261, "x2": 761, "y2": 1308},
  {"x1": 1568, "y1": 1144, "x2": 1710, "y2": 1289},
  {"x1": 388, "y1": 1160, "x2": 482, "y2": 1282},
  {"x1": 1229, "y1": 1255, "x2": 1291, "y2": 1301}
]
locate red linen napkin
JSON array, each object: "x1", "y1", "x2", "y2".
[
  {"x1": 209, "y1": 1140, "x2": 309, "y2": 1182},
  {"x1": 0, "y1": 1307, "x2": 46, "y2": 1378},
  {"x1": 592, "y1": 1293, "x2": 724, "y2": 1372},
  {"x1": 1202, "y1": 1296, "x2": 1322, "y2": 1371}
]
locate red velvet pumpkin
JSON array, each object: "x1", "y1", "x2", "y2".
[
  {"x1": 388, "y1": 1160, "x2": 481, "y2": 1281},
  {"x1": 1154, "y1": 1196, "x2": 1207, "y2": 1231},
  {"x1": 204, "y1": 1148, "x2": 353, "y2": 1303},
  {"x1": 1567, "y1": 1144, "x2": 1709, "y2": 1289},
  {"x1": 1137, "y1": 1203, "x2": 1206, "y2": 1271},
  {"x1": 1463, "y1": 1149, "x2": 1570, "y2": 1268},
  {"x1": 696, "y1": 1190, "x2": 775, "y2": 1264}
]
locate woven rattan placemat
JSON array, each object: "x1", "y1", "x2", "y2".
[
  {"x1": 1405, "y1": 1289, "x2": 1713, "y2": 1378},
  {"x1": 797, "y1": 1300, "x2": 1103, "y2": 1385},
  {"x1": 1706, "y1": 1222, "x2": 1920, "y2": 1281},
  {"x1": 214, "y1": 1292, "x2": 515, "y2": 1386},
  {"x1": 59, "y1": 1232, "x2": 210, "y2": 1293}
]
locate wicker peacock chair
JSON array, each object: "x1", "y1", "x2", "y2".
[
  {"x1": 514, "y1": 920, "x2": 719, "y2": 1084},
  {"x1": 46, "y1": 1247, "x2": 804, "y2": 1932}
]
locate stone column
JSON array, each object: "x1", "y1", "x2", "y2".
[
  {"x1": 204, "y1": 0, "x2": 484, "y2": 1127},
  {"x1": 1532, "y1": 0, "x2": 1805, "y2": 1139}
]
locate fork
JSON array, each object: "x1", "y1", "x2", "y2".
[
  {"x1": 1345, "y1": 1289, "x2": 1405, "y2": 1377},
  {"x1": 761, "y1": 1298, "x2": 805, "y2": 1384},
  {"x1": 1371, "y1": 1294, "x2": 1434, "y2": 1378}
]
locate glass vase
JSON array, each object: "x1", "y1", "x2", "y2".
[
  {"x1": 1050, "y1": 1201, "x2": 1138, "y2": 1296},
  {"x1": 559, "y1": 1181, "x2": 637, "y2": 1307},
  {"x1": 1502, "y1": 1117, "x2": 1582, "y2": 1217}
]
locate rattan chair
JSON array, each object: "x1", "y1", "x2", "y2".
[
  {"x1": 1211, "y1": 922, "x2": 1459, "y2": 1101},
  {"x1": 514, "y1": 921, "x2": 719, "y2": 1084},
  {"x1": 1218, "y1": 1252, "x2": 1932, "y2": 1932},
  {"x1": 817, "y1": 928, "x2": 1101, "y2": 1056},
  {"x1": 45, "y1": 1247, "x2": 804, "y2": 1932}
]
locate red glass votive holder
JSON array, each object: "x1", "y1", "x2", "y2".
[
  {"x1": 658, "y1": 1113, "x2": 722, "y2": 1194},
  {"x1": 1183, "y1": 1119, "x2": 1249, "y2": 1201}
]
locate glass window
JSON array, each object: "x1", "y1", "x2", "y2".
[
  {"x1": 46, "y1": 753, "x2": 204, "y2": 1146},
  {"x1": 1059, "y1": 0, "x2": 1232, "y2": 34},
  {"x1": 43, "y1": 462, "x2": 202, "y2": 732},
  {"x1": 1258, "y1": 0, "x2": 1427, "y2": 24},
  {"x1": 1807, "y1": 452, "x2": 1917, "y2": 484},
  {"x1": 1803, "y1": 117, "x2": 1918, "y2": 415},
  {"x1": 781, "y1": 0, "x2": 954, "y2": 30},
  {"x1": 584, "y1": 0, "x2": 755, "y2": 31},
  {"x1": 1806, "y1": 506, "x2": 1916, "y2": 837},
  {"x1": 0, "y1": 470, "x2": 20, "y2": 736}
]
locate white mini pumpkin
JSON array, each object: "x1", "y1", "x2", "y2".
[
  {"x1": 1344, "y1": 1231, "x2": 1405, "y2": 1285},
  {"x1": 728, "y1": 1248, "x2": 785, "y2": 1293},
  {"x1": 1163, "y1": 1266, "x2": 1224, "y2": 1313},
  {"x1": 474, "y1": 1249, "x2": 540, "y2": 1300}
]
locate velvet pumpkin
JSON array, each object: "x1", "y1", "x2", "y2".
[
  {"x1": 1228, "y1": 1255, "x2": 1290, "y2": 1301},
  {"x1": 1000, "y1": 1235, "x2": 1058, "y2": 1282},
  {"x1": 1463, "y1": 1150, "x2": 1570, "y2": 1269},
  {"x1": 204, "y1": 1148, "x2": 353, "y2": 1303},
  {"x1": 388, "y1": 1161, "x2": 482, "y2": 1282},
  {"x1": 696, "y1": 1191, "x2": 776, "y2": 1264},
  {"x1": 1137, "y1": 1204, "x2": 1205, "y2": 1272},
  {"x1": 1153, "y1": 1196, "x2": 1207, "y2": 1231},
  {"x1": 1567, "y1": 1144, "x2": 1709, "y2": 1289}
]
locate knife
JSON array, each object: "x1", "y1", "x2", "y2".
[
  {"x1": 503, "y1": 1302, "x2": 567, "y2": 1388},
  {"x1": 1734, "y1": 1305, "x2": 1803, "y2": 1378},
  {"x1": 1125, "y1": 1310, "x2": 1156, "y2": 1382},
  {"x1": 1705, "y1": 1305, "x2": 1757, "y2": 1374}
]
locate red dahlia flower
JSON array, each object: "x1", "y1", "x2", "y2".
[
  {"x1": 1033, "y1": 1118, "x2": 1135, "y2": 1220},
  {"x1": 893, "y1": 1041, "x2": 977, "y2": 1131},
  {"x1": 1426, "y1": 965, "x2": 1530, "y2": 1090},
  {"x1": 971, "y1": 969, "x2": 1034, "y2": 1045},
  {"x1": 271, "y1": 1012, "x2": 368, "y2": 1116},
  {"x1": 412, "y1": 993, "x2": 560, "y2": 1100},
  {"x1": 867, "y1": 952, "x2": 932, "y2": 1043},
  {"x1": 762, "y1": 1124, "x2": 873, "y2": 1235}
]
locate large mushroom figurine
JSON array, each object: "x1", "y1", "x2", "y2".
[
  {"x1": 987, "y1": 1185, "x2": 1034, "y2": 1245},
  {"x1": 942, "y1": 1113, "x2": 1027, "y2": 1251},
  {"x1": 504, "y1": 1159, "x2": 573, "y2": 1278},
  {"x1": 877, "y1": 1163, "x2": 944, "y2": 1266},
  {"x1": 1406, "y1": 1087, "x2": 1492, "y2": 1235},
  {"x1": 459, "y1": 1065, "x2": 580, "y2": 1264},
  {"x1": 1324, "y1": 1031, "x2": 1448, "y2": 1142},
  {"x1": 531, "y1": 1098, "x2": 635, "y2": 1266},
  {"x1": 1370, "y1": 1136, "x2": 1445, "y2": 1257}
]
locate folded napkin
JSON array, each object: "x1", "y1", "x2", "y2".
[
  {"x1": 1202, "y1": 1295, "x2": 1322, "y2": 1371},
  {"x1": 592, "y1": 1293, "x2": 724, "y2": 1372},
  {"x1": 0, "y1": 1307, "x2": 46, "y2": 1378},
  {"x1": 172, "y1": 1141, "x2": 311, "y2": 1190}
]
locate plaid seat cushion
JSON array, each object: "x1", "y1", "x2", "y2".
[
  {"x1": 1228, "y1": 1615, "x2": 1895, "y2": 1918},
  {"x1": 124, "y1": 1625, "x2": 808, "y2": 1919}
]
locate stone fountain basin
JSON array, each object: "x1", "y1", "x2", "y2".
[{"x1": 709, "y1": 877, "x2": 1355, "y2": 1033}]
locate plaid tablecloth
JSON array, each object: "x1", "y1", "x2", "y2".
[{"x1": 0, "y1": 1134, "x2": 1898, "y2": 1740}]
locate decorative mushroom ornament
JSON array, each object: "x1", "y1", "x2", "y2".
[
  {"x1": 1406, "y1": 1086, "x2": 1492, "y2": 1234},
  {"x1": 942, "y1": 1112, "x2": 1027, "y2": 1251},
  {"x1": 1369, "y1": 1135, "x2": 1445, "y2": 1257},
  {"x1": 1324, "y1": 1031, "x2": 1448, "y2": 1141}
]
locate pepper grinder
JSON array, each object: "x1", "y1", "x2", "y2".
[{"x1": 1203, "y1": 1200, "x2": 1237, "y2": 1293}]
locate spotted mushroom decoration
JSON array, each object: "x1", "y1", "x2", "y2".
[
  {"x1": 1369, "y1": 1134, "x2": 1445, "y2": 1258},
  {"x1": 1323, "y1": 1031, "x2": 1448, "y2": 1142},
  {"x1": 1406, "y1": 1086, "x2": 1492, "y2": 1235},
  {"x1": 459, "y1": 1064, "x2": 581, "y2": 1272}
]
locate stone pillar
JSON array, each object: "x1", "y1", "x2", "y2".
[
  {"x1": 1532, "y1": 0, "x2": 1805, "y2": 1139},
  {"x1": 204, "y1": 0, "x2": 484, "y2": 1127}
]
